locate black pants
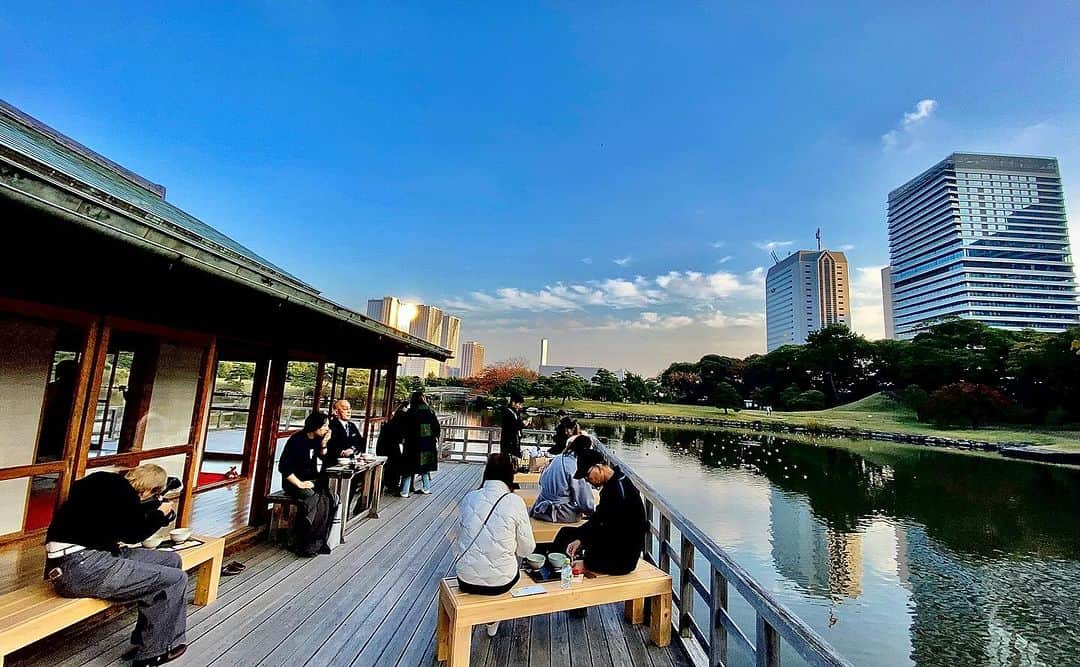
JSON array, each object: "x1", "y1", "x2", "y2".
[
  {"x1": 458, "y1": 571, "x2": 520, "y2": 595},
  {"x1": 287, "y1": 485, "x2": 338, "y2": 556},
  {"x1": 552, "y1": 526, "x2": 638, "y2": 575}
]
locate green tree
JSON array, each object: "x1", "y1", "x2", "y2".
[
  {"x1": 713, "y1": 381, "x2": 743, "y2": 413},
  {"x1": 621, "y1": 372, "x2": 650, "y2": 403},
  {"x1": 550, "y1": 369, "x2": 587, "y2": 404},
  {"x1": 802, "y1": 325, "x2": 875, "y2": 405},
  {"x1": 530, "y1": 376, "x2": 555, "y2": 405},
  {"x1": 591, "y1": 368, "x2": 625, "y2": 402},
  {"x1": 788, "y1": 389, "x2": 826, "y2": 411}
]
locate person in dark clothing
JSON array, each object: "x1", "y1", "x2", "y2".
[
  {"x1": 551, "y1": 449, "x2": 647, "y2": 575},
  {"x1": 322, "y1": 399, "x2": 366, "y2": 471},
  {"x1": 46, "y1": 464, "x2": 188, "y2": 667},
  {"x1": 36, "y1": 359, "x2": 79, "y2": 461},
  {"x1": 400, "y1": 392, "x2": 440, "y2": 497},
  {"x1": 278, "y1": 411, "x2": 339, "y2": 556},
  {"x1": 375, "y1": 402, "x2": 408, "y2": 492},
  {"x1": 499, "y1": 393, "x2": 528, "y2": 461},
  {"x1": 548, "y1": 417, "x2": 579, "y2": 456}
]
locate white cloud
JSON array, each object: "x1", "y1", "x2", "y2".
[
  {"x1": 882, "y1": 98, "x2": 938, "y2": 151},
  {"x1": 849, "y1": 265, "x2": 886, "y2": 340},
  {"x1": 838, "y1": 244, "x2": 855, "y2": 251},
  {"x1": 754, "y1": 240, "x2": 793, "y2": 252},
  {"x1": 717, "y1": 255, "x2": 733, "y2": 264},
  {"x1": 613, "y1": 256, "x2": 632, "y2": 266},
  {"x1": 711, "y1": 241, "x2": 726, "y2": 249},
  {"x1": 581, "y1": 257, "x2": 593, "y2": 265}
]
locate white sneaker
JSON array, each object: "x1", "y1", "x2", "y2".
[
  {"x1": 419, "y1": 488, "x2": 432, "y2": 495},
  {"x1": 399, "y1": 492, "x2": 410, "y2": 498},
  {"x1": 486, "y1": 621, "x2": 500, "y2": 637}
]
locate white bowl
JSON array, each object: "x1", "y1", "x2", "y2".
[
  {"x1": 337, "y1": 458, "x2": 352, "y2": 466},
  {"x1": 142, "y1": 536, "x2": 164, "y2": 549},
  {"x1": 169, "y1": 528, "x2": 192, "y2": 543}
]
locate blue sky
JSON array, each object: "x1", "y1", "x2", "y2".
[{"x1": 3, "y1": 2, "x2": 1079, "y2": 374}]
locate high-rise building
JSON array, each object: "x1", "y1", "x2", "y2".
[
  {"x1": 459, "y1": 341, "x2": 485, "y2": 378},
  {"x1": 539, "y1": 338, "x2": 549, "y2": 368},
  {"x1": 366, "y1": 296, "x2": 401, "y2": 329},
  {"x1": 438, "y1": 315, "x2": 462, "y2": 376},
  {"x1": 765, "y1": 250, "x2": 850, "y2": 351},
  {"x1": 884, "y1": 153, "x2": 1079, "y2": 339},
  {"x1": 408, "y1": 305, "x2": 443, "y2": 345}
]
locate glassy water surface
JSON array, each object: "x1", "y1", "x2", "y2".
[{"x1": 442, "y1": 407, "x2": 1080, "y2": 666}]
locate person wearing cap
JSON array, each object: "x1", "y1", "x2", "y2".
[
  {"x1": 551, "y1": 449, "x2": 647, "y2": 575},
  {"x1": 531, "y1": 433, "x2": 596, "y2": 523}
]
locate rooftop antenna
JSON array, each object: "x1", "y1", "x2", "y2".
[{"x1": 816, "y1": 228, "x2": 822, "y2": 251}]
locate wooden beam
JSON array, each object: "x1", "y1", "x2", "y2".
[
  {"x1": 249, "y1": 355, "x2": 287, "y2": 526},
  {"x1": 103, "y1": 315, "x2": 212, "y2": 346},
  {"x1": 242, "y1": 358, "x2": 270, "y2": 477},
  {"x1": 178, "y1": 337, "x2": 217, "y2": 526},
  {"x1": 0, "y1": 461, "x2": 67, "y2": 482},
  {"x1": 71, "y1": 321, "x2": 111, "y2": 482},
  {"x1": 312, "y1": 362, "x2": 326, "y2": 413},
  {"x1": 84, "y1": 443, "x2": 194, "y2": 469},
  {"x1": 0, "y1": 296, "x2": 97, "y2": 326}
]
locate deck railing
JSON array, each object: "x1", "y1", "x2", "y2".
[{"x1": 440, "y1": 428, "x2": 849, "y2": 667}]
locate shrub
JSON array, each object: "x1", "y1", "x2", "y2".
[
  {"x1": 901, "y1": 384, "x2": 929, "y2": 411},
  {"x1": 788, "y1": 390, "x2": 826, "y2": 411},
  {"x1": 919, "y1": 382, "x2": 1013, "y2": 428}
]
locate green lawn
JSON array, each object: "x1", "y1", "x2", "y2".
[{"x1": 528, "y1": 394, "x2": 1080, "y2": 449}]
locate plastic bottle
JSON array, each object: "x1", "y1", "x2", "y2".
[{"x1": 560, "y1": 563, "x2": 572, "y2": 589}]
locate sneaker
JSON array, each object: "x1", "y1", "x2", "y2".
[
  {"x1": 486, "y1": 621, "x2": 500, "y2": 637},
  {"x1": 418, "y1": 488, "x2": 432, "y2": 495},
  {"x1": 399, "y1": 492, "x2": 410, "y2": 498}
]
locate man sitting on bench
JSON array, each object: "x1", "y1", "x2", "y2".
[
  {"x1": 552, "y1": 449, "x2": 646, "y2": 576},
  {"x1": 45, "y1": 464, "x2": 187, "y2": 667}
]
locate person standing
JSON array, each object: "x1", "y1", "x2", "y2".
[
  {"x1": 552, "y1": 449, "x2": 646, "y2": 575},
  {"x1": 454, "y1": 453, "x2": 535, "y2": 637},
  {"x1": 499, "y1": 393, "x2": 528, "y2": 461},
  {"x1": 45, "y1": 464, "x2": 187, "y2": 667},
  {"x1": 323, "y1": 399, "x2": 365, "y2": 471},
  {"x1": 400, "y1": 391, "x2": 440, "y2": 497},
  {"x1": 375, "y1": 402, "x2": 408, "y2": 492},
  {"x1": 531, "y1": 434, "x2": 597, "y2": 523},
  {"x1": 278, "y1": 412, "x2": 339, "y2": 556}
]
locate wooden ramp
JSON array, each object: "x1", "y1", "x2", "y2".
[{"x1": 7, "y1": 463, "x2": 690, "y2": 667}]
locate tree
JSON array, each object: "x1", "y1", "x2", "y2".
[
  {"x1": 550, "y1": 369, "x2": 587, "y2": 404},
  {"x1": 530, "y1": 376, "x2": 555, "y2": 405},
  {"x1": 591, "y1": 368, "x2": 625, "y2": 402},
  {"x1": 801, "y1": 325, "x2": 875, "y2": 405},
  {"x1": 464, "y1": 360, "x2": 538, "y2": 396},
  {"x1": 787, "y1": 390, "x2": 826, "y2": 411},
  {"x1": 659, "y1": 362, "x2": 702, "y2": 403},
  {"x1": 919, "y1": 382, "x2": 1012, "y2": 428},
  {"x1": 621, "y1": 372, "x2": 650, "y2": 403},
  {"x1": 713, "y1": 382, "x2": 742, "y2": 413}
]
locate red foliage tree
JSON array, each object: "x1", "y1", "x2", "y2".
[
  {"x1": 919, "y1": 382, "x2": 1013, "y2": 428},
  {"x1": 464, "y1": 359, "x2": 539, "y2": 396}
]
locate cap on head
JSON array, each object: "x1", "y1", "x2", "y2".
[{"x1": 574, "y1": 449, "x2": 606, "y2": 479}]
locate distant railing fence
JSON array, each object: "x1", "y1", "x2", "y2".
[{"x1": 439, "y1": 425, "x2": 555, "y2": 463}]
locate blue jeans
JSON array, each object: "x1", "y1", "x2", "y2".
[{"x1": 401, "y1": 472, "x2": 431, "y2": 495}]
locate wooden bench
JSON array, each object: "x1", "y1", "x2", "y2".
[
  {"x1": 514, "y1": 488, "x2": 598, "y2": 544},
  {"x1": 514, "y1": 472, "x2": 540, "y2": 486},
  {"x1": 436, "y1": 560, "x2": 672, "y2": 666},
  {"x1": 0, "y1": 536, "x2": 225, "y2": 667}
]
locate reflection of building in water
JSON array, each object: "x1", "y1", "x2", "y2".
[{"x1": 769, "y1": 488, "x2": 862, "y2": 598}]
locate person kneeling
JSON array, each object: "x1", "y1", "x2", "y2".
[
  {"x1": 552, "y1": 449, "x2": 646, "y2": 576},
  {"x1": 45, "y1": 464, "x2": 187, "y2": 666},
  {"x1": 530, "y1": 432, "x2": 596, "y2": 523},
  {"x1": 278, "y1": 411, "x2": 339, "y2": 556},
  {"x1": 454, "y1": 454, "x2": 536, "y2": 637}
]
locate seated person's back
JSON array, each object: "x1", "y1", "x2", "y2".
[{"x1": 530, "y1": 434, "x2": 596, "y2": 523}]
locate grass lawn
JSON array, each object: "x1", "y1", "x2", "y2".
[{"x1": 528, "y1": 393, "x2": 1080, "y2": 449}]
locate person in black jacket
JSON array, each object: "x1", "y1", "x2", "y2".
[
  {"x1": 375, "y1": 402, "x2": 408, "y2": 492},
  {"x1": 45, "y1": 464, "x2": 188, "y2": 667},
  {"x1": 400, "y1": 392, "x2": 441, "y2": 496},
  {"x1": 499, "y1": 393, "x2": 528, "y2": 461},
  {"x1": 322, "y1": 399, "x2": 366, "y2": 471},
  {"x1": 551, "y1": 449, "x2": 646, "y2": 575},
  {"x1": 279, "y1": 411, "x2": 339, "y2": 556}
]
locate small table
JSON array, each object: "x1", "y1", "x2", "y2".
[{"x1": 324, "y1": 456, "x2": 387, "y2": 544}]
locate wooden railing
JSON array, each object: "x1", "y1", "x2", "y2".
[
  {"x1": 438, "y1": 425, "x2": 555, "y2": 463},
  {"x1": 599, "y1": 444, "x2": 850, "y2": 667}
]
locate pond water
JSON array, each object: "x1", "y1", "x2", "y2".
[{"x1": 442, "y1": 406, "x2": 1080, "y2": 666}]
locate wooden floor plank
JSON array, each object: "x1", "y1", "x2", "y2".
[{"x1": 549, "y1": 611, "x2": 571, "y2": 667}]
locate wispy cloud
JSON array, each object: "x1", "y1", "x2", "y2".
[
  {"x1": 711, "y1": 241, "x2": 726, "y2": 249},
  {"x1": 882, "y1": 98, "x2": 938, "y2": 150},
  {"x1": 754, "y1": 240, "x2": 793, "y2": 252},
  {"x1": 838, "y1": 244, "x2": 855, "y2": 251},
  {"x1": 581, "y1": 257, "x2": 593, "y2": 265},
  {"x1": 445, "y1": 267, "x2": 764, "y2": 313},
  {"x1": 717, "y1": 255, "x2": 733, "y2": 264},
  {"x1": 613, "y1": 256, "x2": 632, "y2": 267}
]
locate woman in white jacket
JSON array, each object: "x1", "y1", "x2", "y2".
[{"x1": 454, "y1": 453, "x2": 536, "y2": 636}]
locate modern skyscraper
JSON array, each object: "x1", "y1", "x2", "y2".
[
  {"x1": 765, "y1": 250, "x2": 850, "y2": 351},
  {"x1": 438, "y1": 315, "x2": 462, "y2": 376},
  {"x1": 884, "y1": 153, "x2": 1080, "y2": 339},
  {"x1": 459, "y1": 341, "x2": 485, "y2": 378},
  {"x1": 408, "y1": 305, "x2": 443, "y2": 345},
  {"x1": 366, "y1": 296, "x2": 401, "y2": 329},
  {"x1": 539, "y1": 338, "x2": 549, "y2": 368}
]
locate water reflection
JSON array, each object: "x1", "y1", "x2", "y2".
[{"x1": 588, "y1": 422, "x2": 1080, "y2": 667}]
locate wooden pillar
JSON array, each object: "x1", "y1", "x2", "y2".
[
  {"x1": 362, "y1": 368, "x2": 378, "y2": 442},
  {"x1": 313, "y1": 362, "x2": 326, "y2": 413},
  {"x1": 60, "y1": 318, "x2": 109, "y2": 501},
  {"x1": 117, "y1": 341, "x2": 160, "y2": 452},
  {"x1": 383, "y1": 365, "x2": 397, "y2": 418},
  {"x1": 241, "y1": 358, "x2": 270, "y2": 477},
  {"x1": 249, "y1": 355, "x2": 288, "y2": 526},
  {"x1": 178, "y1": 338, "x2": 217, "y2": 526}
]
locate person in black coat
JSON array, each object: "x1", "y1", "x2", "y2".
[
  {"x1": 322, "y1": 399, "x2": 366, "y2": 471},
  {"x1": 45, "y1": 465, "x2": 188, "y2": 666},
  {"x1": 279, "y1": 411, "x2": 339, "y2": 556},
  {"x1": 400, "y1": 392, "x2": 441, "y2": 496},
  {"x1": 551, "y1": 449, "x2": 647, "y2": 575},
  {"x1": 376, "y1": 402, "x2": 408, "y2": 492},
  {"x1": 499, "y1": 393, "x2": 528, "y2": 460}
]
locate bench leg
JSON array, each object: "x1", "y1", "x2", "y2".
[
  {"x1": 625, "y1": 597, "x2": 645, "y2": 625},
  {"x1": 648, "y1": 592, "x2": 672, "y2": 647},
  {"x1": 194, "y1": 539, "x2": 225, "y2": 605},
  {"x1": 449, "y1": 623, "x2": 472, "y2": 667},
  {"x1": 436, "y1": 596, "x2": 451, "y2": 661},
  {"x1": 370, "y1": 466, "x2": 384, "y2": 518}
]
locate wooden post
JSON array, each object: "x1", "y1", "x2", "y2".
[
  {"x1": 249, "y1": 355, "x2": 288, "y2": 526},
  {"x1": 644, "y1": 498, "x2": 655, "y2": 562},
  {"x1": 178, "y1": 338, "x2": 217, "y2": 526},
  {"x1": 313, "y1": 362, "x2": 326, "y2": 413},
  {"x1": 242, "y1": 358, "x2": 270, "y2": 477},
  {"x1": 383, "y1": 365, "x2": 397, "y2": 417},
  {"x1": 756, "y1": 615, "x2": 780, "y2": 667},
  {"x1": 362, "y1": 368, "x2": 378, "y2": 442},
  {"x1": 118, "y1": 341, "x2": 160, "y2": 452},
  {"x1": 709, "y1": 569, "x2": 729, "y2": 666},
  {"x1": 658, "y1": 514, "x2": 672, "y2": 573},
  {"x1": 679, "y1": 535, "x2": 695, "y2": 638},
  {"x1": 71, "y1": 320, "x2": 111, "y2": 483}
]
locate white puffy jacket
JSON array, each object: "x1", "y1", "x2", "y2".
[{"x1": 454, "y1": 480, "x2": 536, "y2": 587}]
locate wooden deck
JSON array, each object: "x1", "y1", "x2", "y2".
[{"x1": 7, "y1": 463, "x2": 690, "y2": 667}]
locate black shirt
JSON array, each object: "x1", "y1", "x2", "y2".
[
  {"x1": 499, "y1": 406, "x2": 525, "y2": 457},
  {"x1": 279, "y1": 431, "x2": 320, "y2": 487},
  {"x1": 577, "y1": 466, "x2": 647, "y2": 575},
  {"x1": 46, "y1": 471, "x2": 170, "y2": 553}
]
